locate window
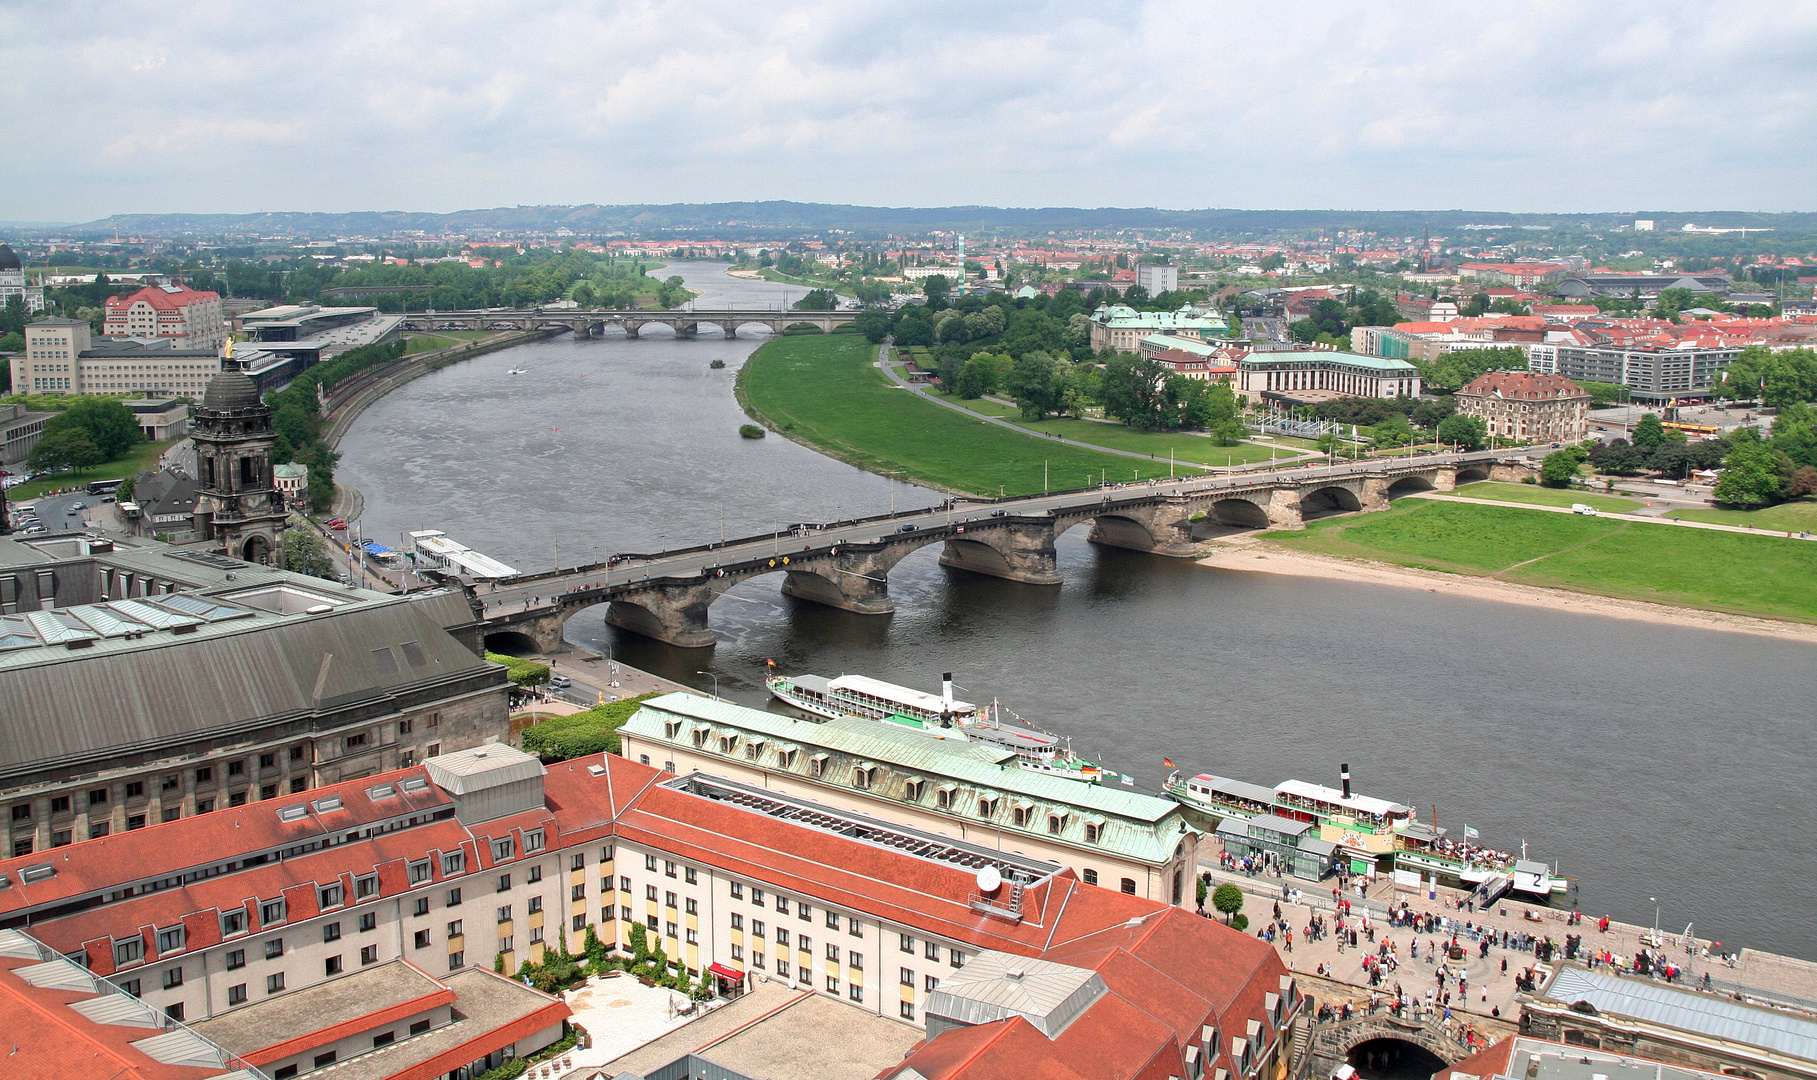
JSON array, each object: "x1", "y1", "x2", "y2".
[
  {"x1": 446, "y1": 888, "x2": 462, "y2": 907},
  {"x1": 8, "y1": 804, "x2": 27, "y2": 822},
  {"x1": 443, "y1": 852, "x2": 465, "y2": 875},
  {"x1": 323, "y1": 922, "x2": 342, "y2": 943},
  {"x1": 751, "y1": 887, "x2": 764, "y2": 906},
  {"x1": 901, "y1": 966, "x2": 915, "y2": 986},
  {"x1": 574, "y1": 884, "x2": 588, "y2": 902},
  {"x1": 290, "y1": 746, "x2": 305, "y2": 761},
  {"x1": 810, "y1": 755, "x2": 828, "y2": 777},
  {"x1": 925, "y1": 974, "x2": 939, "y2": 993},
  {"x1": 227, "y1": 760, "x2": 245, "y2": 777},
  {"x1": 826, "y1": 943, "x2": 841, "y2": 962},
  {"x1": 361, "y1": 944, "x2": 379, "y2": 965},
  {"x1": 228, "y1": 983, "x2": 247, "y2": 1005},
  {"x1": 1083, "y1": 869, "x2": 1099, "y2": 886},
  {"x1": 344, "y1": 733, "x2": 368, "y2": 749},
  {"x1": 356, "y1": 875, "x2": 378, "y2": 900},
  {"x1": 319, "y1": 883, "x2": 344, "y2": 909},
  {"x1": 10, "y1": 838, "x2": 30, "y2": 857},
  {"x1": 274, "y1": 1067, "x2": 298, "y2": 1080},
  {"x1": 52, "y1": 829, "x2": 71, "y2": 846},
  {"x1": 414, "y1": 930, "x2": 431, "y2": 949},
  {"x1": 730, "y1": 882, "x2": 743, "y2": 900},
  {"x1": 498, "y1": 905, "x2": 512, "y2": 923},
  {"x1": 411, "y1": 1020, "x2": 432, "y2": 1036},
  {"x1": 89, "y1": 822, "x2": 110, "y2": 839},
  {"x1": 314, "y1": 1051, "x2": 336, "y2": 1068},
  {"x1": 1048, "y1": 814, "x2": 1064, "y2": 834},
  {"x1": 409, "y1": 861, "x2": 431, "y2": 885},
  {"x1": 925, "y1": 940, "x2": 939, "y2": 961},
  {"x1": 398, "y1": 719, "x2": 413, "y2": 736},
  {"x1": 730, "y1": 913, "x2": 744, "y2": 931},
  {"x1": 497, "y1": 874, "x2": 512, "y2": 893},
  {"x1": 50, "y1": 796, "x2": 70, "y2": 814},
  {"x1": 644, "y1": 854, "x2": 658, "y2": 872},
  {"x1": 260, "y1": 898, "x2": 286, "y2": 925},
  {"x1": 752, "y1": 951, "x2": 765, "y2": 969},
  {"x1": 849, "y1": 952, "x2": 863, "y2": 971},
  {"x1": 161, "y1": 776, "x2": 179, "y2": 791},
  {"x1": 532, "y1": 926, "x2": 546, "y2": 943},
  {"x1": 165, "y1": 1003, "x2": 185, "y2": 1021},
  {"x1": 447, "y1": 920, "x2": 463, "y2": 937},
  {"x1": 260, "y1": 785, "x2": 277, "y2": 801},
  {"x1": 196, "y1": 768, "x2": 212, "y2": 783},
  {"x1": 290, "y1": 777, "x2": 308, "y2": 794},
  {"x1": 570, "y1": 852, "x2": 585, "y2": 872},
  {"x1": 493, "y1": 838, "x2": 515, "y2": 861},
  {"x1": 685, "y1": 898, "x2": 698, "y2": 916},
  {"x1": 264, "y1": 939, "x2": 284, "y2": 959},
  {"x1": 900, "y1": 933, "x2": 914, "y2": 954},
  {"x1": 852, "y1": 766, "x2": 873, "y2": 789},
  {"x1": 950, "y1": 951, "x2": 966, "y2": 969},
  {"x1": 125, "y1": 781, "x2": 144, "y2": 798},
  {"x1": 686, "y1": 928, "x2": 699, "y2": 945},
  {"x1": 267, "y1": 973, "x2": 286, "y2": 994},
  {"x1": 777, "y1": 958, "x2": 791, "y2": 979},
  {"x1": 976, "y1": 797, "x2": 996, "y2": 818},
  {"x1": 664, "y1": 920, "x2": 677, "y2": 937},
  {"x1": 646, "y1": 885, "x2": 659, "y2": 902},
  {"x1": 905, "y1": 780, "x2": 925, "y2": 801},
  {"x1": 413, "y1": 898, "x2": 430, "y2": 917},
  {"x1": 522, "y1": 829, "x2": 544, "y2": 853},
  {"x1": 849, "y1": 983, "x2": 864, "y2": 1003},
  {"x1": 662, "y1": 890, "x2": 676, "y2": 908},
  {"x1": 1084, "y1": 823, "x2": 1101, "y2": 844},
  {"x1": 527, "y1": 897, "x2": 542, "y2": 914},
  {"x1": 601, "y1": 907, "x2": 615, "y2": 923},
  {"x1": 1120, "y1": 878, "x2": 1137, "y2": 895},
  {"x1": 600, "y1": 845, "x2": 614, "y2": 862},
  {"x1": 426, "y1": 742, "x2": 442, "y2": 757},
  {"x1": 226, "y1": 949, "x2": 245, "y2": 971},
  {"x1": 260, "y1": 752, "x2": 276, "y2": 769},
  {"x1": 120, "y1": 978, "x2": 140, "y2": 996},
  {"x1": 372, "y1": 1031, "x2": 395, "y2": 1048},
  {"x1": 936, "y1": 787, "x2": 954, "y2": 810},
  {"x1": 114, "y1": 938, "x2": 143, "y2": 966},
  {"x1": 752, "y1": 919, "x2": 765, "y2": 938},
  {"x1": 730, "y1": 944, "x2": 743, "y2": 961},
  {"x1": 684, "y1": 866, "x2": 697, "y2": 885},
  {"x1": 792, "y1": 899, "x2": 805, "y2": 918},
  {"x1": 359, "y1": 913, "x2": 376, "y2": 933},
  {"x1": 775, "y1": 928, "x2": 789, "y2": 948},
  {"x1": 798, "y1": 935, "x2": 811, "y2": 955},
  {"x1": 325, "y1": 955, "x2": 343, "y2": 975},
  {"x1": 826, "y1": 976, "x2": 839, "y2": 994},
  {"x1": 900, "y1": 999, "x2": 916, "y2": 1020},
  {"x1": 664, "y1": 860, "x2": 677, "y2": 878},
  {"x1": 1012, "y1": 806, "x2": 1029, "y2": 827},
  {"x1": 825, "y1": 911, "x2": 840, "y2": 931},
  {"x1": 529, "y1": 865, "x2": 544, "y2": 884},
  {"x1": 849, "y1": 919, "x2": 863, "y2": 938}
]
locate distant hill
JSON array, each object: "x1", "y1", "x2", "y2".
[{"x1": 42, "y1": 202, "x2": 1817, "y2": 238}]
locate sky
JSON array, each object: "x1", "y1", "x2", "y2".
[{"x1": 3, "y1": 1, "x2": 1815, "y2": 222}]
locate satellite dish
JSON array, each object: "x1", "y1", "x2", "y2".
[{"x1": 977, "y1": 866, "x2": 1002, "y2": 893}]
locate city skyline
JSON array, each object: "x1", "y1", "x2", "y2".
[{"x1": 3, "y1": 1, "x2": 1814, "y2": 222}]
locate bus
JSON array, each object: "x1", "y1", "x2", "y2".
[
  {"x1": 1660, "y1": 422, "x2": 1719, "y2": 437},
  {"x1": 86, "y1": 478, "x2": 126, "y2": 495}
]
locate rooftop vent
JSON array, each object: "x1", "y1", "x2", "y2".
[
  {"x1": 367, "y1": 784, "x2": 396, "y2": 800},
  {"x1": 276, "y1": 805, "x2": 308, "y2": 822},
  {"x1": 399, "y1": 776, "x2": 429, "y2": 793},
  {"x1": 313, "y1": 795, "x2": 343, "y2": 813},
  {"x1": 20, "y1": 864, "x2": 56, "y2": 884}
]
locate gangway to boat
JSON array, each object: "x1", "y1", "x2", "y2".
[{"x1": 1477, "y1": 873, "x2": 1512, "y2": 904}]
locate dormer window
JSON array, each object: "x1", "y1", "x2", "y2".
[
  {"x1": 935, "y1": 786, "x2": 956, "y2": 810},
  {"x1": 809, "y1": 754, "x2": 829, "y2": 778},
  {"x1": 664, "y1": 720, "x2": 682, "y2": 738},
  {"x1": 692, "y1": 729, "x2": 709, "y2": 748},
  {"x1": 904, "y1": 780, "x2": 926, "y2": 801},
  {"x1": 976, "y1": 798, "x2": 997, "y2": 818},
  {"x1": 1084, "y1": 821, "x2": 1103, "y2": 844},
  {"x1": 1011, "y1": 805, "x2": 1031, "y2": 828},
  {"x1": 745, "y1": 740, "x2": 765, "y2": 761},
  {"x1": 852, "y1": 764, "x2": 878, "y2": 790},
  {"x1": 718, "y1": 735, "x2": 738, "y2": 755}
]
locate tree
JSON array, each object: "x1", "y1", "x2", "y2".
[
  {"x1": 794, "y1": 288, "x2": 837, "y2": 311},
  {"x1": 854, "y1": 308, "x2": 891, "y2": 343},
  {"x1": 1632, "y1": 412, "x2": 1667, "y2": 450},
  {"x1": 28, "y1": 427, "x2": 104, "y2": 472},
  {"x1": 1195, "y1": 875, "x2": 1210, "y2": 910},
  {"x1": 1436, "y1": 414, "x2": 1486, "y2": 450},
  {"x1": 1539, "y1": 450, "x2": 1579, "y2": 488},
  {"x1": 283, "y1": 526, "x2": 333, "y2": 578},
  {"x1": 1099, "y1": 353, "x2": 1175, "y2": 430},
  {"x1": 1211, "y1": 882, "x2": 1244, "y2": 924},
  {"x1": 48, "y1": 398, "x2": 142, "y2": 461},
  {"x1": 922, "y1": 275, "x2": 952, "y2": 307},
  {"x1": 1713, "y1": 440, "x2": 1789, "y2": 507},
  {"x1": 1008, "y1": 352, "x2": 1066, "y2": 420},
  {"x1": 1370, "y1": 414, "x2": 1415, "y2": 448}
]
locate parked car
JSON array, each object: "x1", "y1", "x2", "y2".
[{"x1": 548, "y1": 675, "x2": 573, "y2": 689}]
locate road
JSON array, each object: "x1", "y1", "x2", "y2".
[
  {"x1": 9, "y1": 489, "x2": 109, "y2": 534},
  {"x1": 472, "y1": 446, "x2": 1538, "y2": 616}
]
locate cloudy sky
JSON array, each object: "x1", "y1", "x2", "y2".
[{"x1": 3, "y1": 1, "x2": 1813, "y2": 222}]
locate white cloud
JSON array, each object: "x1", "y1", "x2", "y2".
[{"x1": 0, "y1": 0, "x2": 1812, "y2": 221}]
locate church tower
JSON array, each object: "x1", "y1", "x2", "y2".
[{"x1": 192, "y1": 358, "x2": 287, "y2": 565}]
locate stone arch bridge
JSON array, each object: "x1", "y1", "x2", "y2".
[
  {"x1": 1299, "y1": 1011, "x2": 1479, "y2": 1080},
  {"x1": 397, "y1": 308, "x2": 858, "y2": 339},
  {"x1": 477, "y1": 454, "x2": 1534, "y2": 652}
]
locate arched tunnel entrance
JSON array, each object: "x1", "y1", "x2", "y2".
[
  {"x1": 1347, "y1": 1038, "x2": 1450, "y2": 1080},
  {"x1": 482, "y1": 631, "x2": 541, "y2": 656}
]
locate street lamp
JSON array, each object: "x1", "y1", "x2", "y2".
[
  {"x1": 696, "y1": 670, "x2": 720, "y2": 700},
  {"x1": 1651, "y1": 896, "x2": 1661, "y2": 943}
]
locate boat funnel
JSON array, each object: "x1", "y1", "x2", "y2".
[
  {"x1": 940, "y1": 672, "x2": 954, "y2": 727},
  {"x1": 1341, "y1": 764, "x2": 1351, "y2": 799}
]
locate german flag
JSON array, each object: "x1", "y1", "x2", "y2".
[{"x1": 1163, "y1": 758, "x2": 1175, "y2": 768}]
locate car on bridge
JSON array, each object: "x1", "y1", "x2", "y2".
[{"x1": 898, "y1": 523, "x2": 917, "y2": 533}]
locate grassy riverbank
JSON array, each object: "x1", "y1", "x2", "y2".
[
  {"x1": 1451, "y1": 481, "x2": 1643, "y2": 513},
  {"x1": 737, "y1": 334, "x2": 1201, "y2": 495},
  {"x1": 1263, "y1": 500, "x2": 1817, "y2": 621}
]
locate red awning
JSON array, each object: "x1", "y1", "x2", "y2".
[{"x1": 707, "y1": 962, "x2": 745, "y2": 982}]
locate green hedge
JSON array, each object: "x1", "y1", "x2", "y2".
[
  {"x1": 485, "y1": 651, "x2": 550, "y2": 687},
  {"x1": 520, "y1": 694, "x2": 658, "y2": 759}
]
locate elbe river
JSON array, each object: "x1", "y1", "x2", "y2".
[{"x1": 339, "y1": 263, "x2": 1816, "y2": 959}]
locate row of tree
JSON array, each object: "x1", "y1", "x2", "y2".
[
  {"x1": 1712, "y1": 346, "x2": 1817, "y2": 407},
  {"x1": 26, "y1": 397, "x2": 143, "y2": 472},
  {"x1": 267, "y1": 339, "x2": 407, "y2": 509}
]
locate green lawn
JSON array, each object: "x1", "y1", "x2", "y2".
[
  {"x1": 1009, "y1": 417, "x2": 1290, "y2": 466},
  {"x1": 10, "y1": 439, "x2": 176, "y2": 501},
  {"x1": 1673, "y1": 499, "x2": 1817, "y2": 532},
  {"x1": 948, "y1": 395, "x2": 1021, "y2": 418},
  {"x1": 1266, "y1": 500, "x2": 1817, "y2": 622},
  {"x1": 738, "y1": 335, "x2": 1202, "y2": 495},
  {"x1": 1451, "y1": 481, "x2": 1642, "y2": 514}
]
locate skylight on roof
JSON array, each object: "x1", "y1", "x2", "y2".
[{"x1": 153, "y1": 594, "x2": 254, "y2": 622}]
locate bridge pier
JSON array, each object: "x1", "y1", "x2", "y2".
[
  {"x1": 1431, "y1": 467, "x2": 1458, "y2": 491},
  {"x1": 604, "y1": 582, "x2": 719, "y2": 649},
  {"x1": 673, "y1": 321, "x2": 697, "y2": 339},
  {"x1": 1266, "y1": 489, "x2": 1307, "y2": 530},
  {"x1": 1359, "y1": 476, "x2": 1392, "y2": 512},
  {"x1": 939, "y1": 521, "x2": 1062, "y2": 585}
]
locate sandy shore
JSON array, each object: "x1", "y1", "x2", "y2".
[
  {"x1": 1198, "y1": 536, "x2": 1817, "y2": 643},
  {"x1": 724, "y1": 268, "x2": 763, "y2": 278}
]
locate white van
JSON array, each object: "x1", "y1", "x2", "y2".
[{"x1": 1571, "y1": 504, "x2": 1598, "y2": 516}]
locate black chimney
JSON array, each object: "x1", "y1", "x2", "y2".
[{"x1": 1340, "y1": 764, "x2": 1351, "y2": 799}]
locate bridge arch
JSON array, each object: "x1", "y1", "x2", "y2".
[
  {"x1": 1455, "y1": 464, "x2": 1492, "y2": 484},
  {"x1": 483, "y1": 630, "x2": 542, "y2": 656},
  {"x1": 1386, "y1": 475, "x2": 1435, "y2": 498},
  {"x1": 1347, "y1": 1036, "x2": 1452, "y2": 1080},
  {"x1": 1301, "y1": 485, "x2": 1364, "y2": 519},
  {"x1": 1207, "y1": 497, "x2": 1271, "y2": 528}
]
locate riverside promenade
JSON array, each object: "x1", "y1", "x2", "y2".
[{"x1": 1194, "y1": 852, "x2": 1817, "y2": 1022}]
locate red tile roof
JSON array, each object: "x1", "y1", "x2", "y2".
[
  {"x1": 1458, "y1": 372, "x2": 1588, "y2": 401},
  {"x1": 103, "y1": 285, "x2": 219, "y2": 311}
]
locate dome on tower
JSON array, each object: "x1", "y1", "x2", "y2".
[
  {"x1": 201, "y1": 366, "x2": 262, "y2": 410},
  {"x1": 0, "y1": 245, "x2": 21, "y2": 271}
]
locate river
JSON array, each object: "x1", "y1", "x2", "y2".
[{"x1": 337, "y1": 262, "x2": 1817, "y2": 960}]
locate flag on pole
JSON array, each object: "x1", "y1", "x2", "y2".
[
  {"x1": 1464, "y1": 825, "x2": 1480, "y2": 839},
  {"x1": 1163, "y1": 758, "x2": 1175, "y2": 768},
  {"x1": 1120, "y1": 775, "x2": 1135, "y2": 786}
]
